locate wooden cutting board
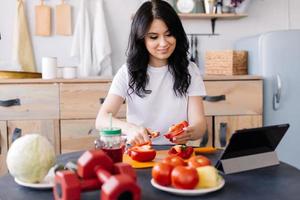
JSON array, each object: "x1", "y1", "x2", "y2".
[
  {"x1": 55, "y1": 0, "x2": 72, "y2": 35},
  {"x1": 123, "y1": 147, "x2": 217, "y2": 169},
  {"x1": 35, "y1": 0, "x2": 51, "y2": 36}
]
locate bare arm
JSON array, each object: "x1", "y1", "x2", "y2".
[
  {"x1": 173, "y1": 96, "x2": 207, "y2": 144},
  {"x1": 95, "y1": 94, "x2": 150, "y2": 145}
]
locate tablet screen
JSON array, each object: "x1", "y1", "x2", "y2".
[{"x1": 220, "y1": 124, "x2": 289, "y2": 160}]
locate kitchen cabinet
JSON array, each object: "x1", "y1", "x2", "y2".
[
  {"x1": 6, "y1": 120, "x2": 60, "y2": 154},
  {"x1": 187, "y1": 116, "x2": 213, "y2": 147},
  {"x1": 0, "y1": 76, "x2": 262, "y2": 176},
  {"x1": 0, "y1": 121, "x2": 8, "y2": 176},
  {"x1": 204, "y1": 75, "x2": 263, "y2": 148}
]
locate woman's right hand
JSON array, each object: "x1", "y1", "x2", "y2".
[{"x1": 126, "y1": 126, "x2": 150, "y2": 146}]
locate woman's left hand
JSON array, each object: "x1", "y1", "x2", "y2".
[{"x1": 172, "y1": 126, "x2": 194, "y2": 144}]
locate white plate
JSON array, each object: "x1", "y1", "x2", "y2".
[
  {"x1": 14, "y1": 168, "x2": 55, "y2": 189},
  {"x1": 151, "y1": 178, "x2": 225, "y2": 196}
]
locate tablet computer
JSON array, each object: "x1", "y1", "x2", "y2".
[{"x1": 216, "y1": 124, "x2": 289, "y2": 173}]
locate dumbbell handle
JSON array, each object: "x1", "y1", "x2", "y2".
[{"x1": 95, "y1": 166, "x2": 111, "y2": 184}]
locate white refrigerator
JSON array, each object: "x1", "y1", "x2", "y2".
[{"x1": 235, "y1": 30, "x2": 300, "y2": 169}]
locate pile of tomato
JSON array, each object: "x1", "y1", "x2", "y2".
[{"x1": 152, "y1": 155, "x2": 211, "y2": 189}]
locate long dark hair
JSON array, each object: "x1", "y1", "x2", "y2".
[{"x1": 126, "y1": 0, "x2": 190, "y2": 98}]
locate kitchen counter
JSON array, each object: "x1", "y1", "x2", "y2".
[
  {"x1": 0, "y1": 146, "x2": 300, "y2": 200},
  {"x1": 0, "y1": 75, "x2": 262, "y2": 84}
]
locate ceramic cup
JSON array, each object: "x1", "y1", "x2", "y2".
[
  {"x1": 42, "y1": 57, "x2": 57, "y2": 79},
  {"x1": 62, "y1": 66, "x2": 77, "y2": 79}
]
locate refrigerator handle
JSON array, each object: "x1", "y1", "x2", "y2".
[{"x1": 273, "y1": 74, "x2": 281, "y2": 111}]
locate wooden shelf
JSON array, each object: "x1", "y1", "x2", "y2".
[{"x1": 178, "y1": 13, "x2": 248, "y2": 19}]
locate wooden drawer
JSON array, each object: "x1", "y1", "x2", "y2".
[
  {"x1": 214, "y1": 115, "x2": 262, "y2": 148},
  {"x1": 187, "y1": 117, "x2": 213, "y2": 147},
  {"x1": 203, "y1": 80, "x2": 262, "y2": 116},
  {"x1": 0, "y1": 84, "x2": 59, "y2": 120},
  {"x1": 60, "y1": 83, "x2": 126, "y2": 119},
  {"x1": 60, "y1": 119, "x2": 98, "y2": 153},
  {"x1": 0, "y1": 121, "x2": 8, "y2": 176},
  {"x1": 7, "y1": 120, "x2": 60, "y2": 154}
]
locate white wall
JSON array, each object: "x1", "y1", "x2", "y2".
[{"x1": 1, "y1": 0, "x2": 300, "y2": 74}]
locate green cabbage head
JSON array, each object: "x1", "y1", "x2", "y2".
[{"x1": 6, "y1": 134, "x2": 56, "y2": 183}]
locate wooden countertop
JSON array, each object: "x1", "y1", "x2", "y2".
[{"x1": 0, "y1": 75, "x2": 262, "y2": 84}]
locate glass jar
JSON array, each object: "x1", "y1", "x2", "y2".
[{"x1": 94, "y1": 128, "x2": 125, "y2": 163}]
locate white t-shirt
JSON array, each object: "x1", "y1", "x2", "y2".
[{"x1": 109, "y1": 62, "x2": 206, "y2": 144}]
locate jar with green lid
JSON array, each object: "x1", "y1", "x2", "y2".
[{"x1": 94, "y1": 128, "x2": 125, "y2": 163}]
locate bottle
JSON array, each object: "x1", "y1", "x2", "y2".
[{"x1": 95, "y1": 128, "x2": 125, "y2": 163}]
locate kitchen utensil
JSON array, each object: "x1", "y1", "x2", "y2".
[
  {"x1": 0, "y1": 71, "x2": 41, "y2": 79},
  {"x1": 35, "y1": 0, "x2": 51, "y2": 36},
  {"x1": 55, "y1": 0, "x2": 72, "y2": 35},
  {"x1": 190, "y1": 35, "x2": 195, "y2": 62},
  {"x1": 194, "y1": 36, "x2": 199, "y2": 66}
]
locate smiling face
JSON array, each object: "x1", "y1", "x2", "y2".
[{"x1": 144, "y1": 19, "x2": 176, "y2": 67}]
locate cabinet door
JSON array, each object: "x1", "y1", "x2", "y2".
[
  {"x1": 0, "y1": 121, "x2": 8, "y2": 176},
  {"x1": 60, "y1": 83, "x2": 126, "y2": 119},
  {"x1": 187, "y1": 117, "x2": 213, "y2": 147},
  {"x1": 214, "y1": 115, "x2": 263, "y2": 148},
  {"x1": 7, "y1": 120, "x2": 60, "y2": 154},
  {"x1": 60, "y1": 119, "x2": 97, "y2": 153},
  {"x1": 0, "y1": 84, "x2": 59, "y2": 120},
  {"x1": 204, "y1": 80, "x2": 262, "y2": 116}
]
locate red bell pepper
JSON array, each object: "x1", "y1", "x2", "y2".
[
  {"x1": 168, "y1": 144, "x2": 194, "y2": 159},
  {"x1": 127, "y1": 143, "x2": 156, "y2": 162},
  {"x1": 147, "y1": 129, "x2": 160, "y2": 139},
  {"x1": 164, "y1": 121, "x2": 189, "y2": 141}
]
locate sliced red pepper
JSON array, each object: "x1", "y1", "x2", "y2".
[
  {"x1": 147, "y1": 129, "x2": 160, "y2": 139},
  {"x1": 168, "y1": 144, "x2": 194, "y2": 159},
  {"x1": 164, "y1": 121, "x2": 189, "y2": 141},
  {"x1": 127, "y1": 143, "x2": 156, "y2": 162}
]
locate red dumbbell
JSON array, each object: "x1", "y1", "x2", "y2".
[
  {"x1": 53, "y1": 170, "x2": 101, "y2": 200},
  {"x1": 95, "y1": 166, "x2": 141, "y2": 200},
  {"x1": 77, "y1": 150, "x2": 140, "y2": 200},
  {"x1": 54, "y1": 149, "x2": 141, "y2": 200}
]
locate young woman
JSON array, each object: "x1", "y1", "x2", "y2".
[{"x1": 96, "y1": 0, "x2": 207, "y2": 146}]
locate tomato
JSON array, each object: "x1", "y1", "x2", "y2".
[
  {"x1": 162, "y1": 155, "x2": 186, "y2": 167},
  {"x1": 188, "y1": 155, "x2": 211, "y2": 168},
  {"x1": 164, "y1": 121, "x2": 189, "y2": 141},
  {"x1": 171, "y1": 166, "x2": 199, "y2": 189},
  {"x1": 152, "y1": 163, "x2": 173, "y2": 186},
  {"x1": 128, "y1": 143, "x2": 156, "y2": 162},
  {"x1": 168, "y1": 145, "x2": 194, "y2": 159}
]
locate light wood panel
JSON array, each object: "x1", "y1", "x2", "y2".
[
  {"x1": 55, "y1": 0, "x2": 72, "y2": 35},
  {"x1": 35, "y1": 0, "x2": 51, "y2": 36},
  {"x1": 60, "y1": 119, "x2": 98, "y2": 153},
  {"x1": 60, "y1": 83, "x2": 126, "y2": 119},
  {"x1": 7, "y1": 120, "x2": 60, "y2": 154},
  {"x1": 0, "y1": 84, "x2": 59, "y2": 120},
  {"x1": 0, "y1": 121, "x2": 8, "y2": 176},
  {"x1": 204, "y1": 80, "x2": 263, "y2": 116},
  {"x1": 214, "y1": 115, "x2": 263, "y2": 148},
  {"x1": 178, "y1": 13, "x2": 248, "y2": 19},
  {"x1": 187, "y1": 117, "x2": 213, "y2": 147}
]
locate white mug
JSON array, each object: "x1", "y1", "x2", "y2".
[{"x1": 42, "y1": 57, "x2": 57, "y2": 79}]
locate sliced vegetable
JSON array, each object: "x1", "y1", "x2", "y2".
[
  {"x1": 168, "y1": 144, "x2": 194, "y2": 159},
  {"x1": 127, "y1": 143, "x2": 156, "y2": 162},
  {"x1": 147, "y1": 128, "x2": 160, "y2": 139},
  {"x1": 164, "y1": 121, "x2": 189, "y2": 141}
]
